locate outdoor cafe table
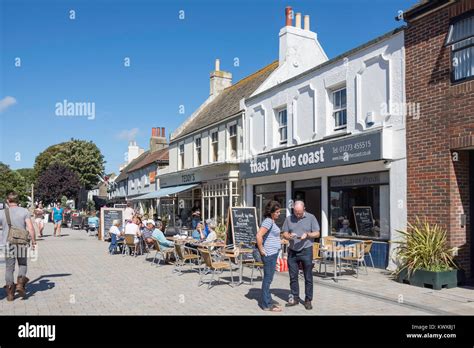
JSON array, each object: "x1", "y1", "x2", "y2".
[{"x1": 320, "y1": 238, "x2": 363, "y2": 282}]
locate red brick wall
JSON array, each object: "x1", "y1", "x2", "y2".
[{"x1": 405, "y1": 0, "x2": 474, "y2": 277}]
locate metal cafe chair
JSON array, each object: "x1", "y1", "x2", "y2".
[
  {"x1": 312, "y1": 242, "x2": 328, "y2": 276},
  {"x1": 340, "y1": 242, "x2": 368, "y2": 278},
  {"x1": 122, "y1": 235, "x2": 137, "y2": 257},
  {"x1": 197, "y1": 248, "x2": 235, "y2": 289},
  {"x1": 151, "y1": 239, "x2": 174, "y2": 266},
  {"x1": 362, "y1": 240, "x2": 375, "y2": 268},
  {"x1": 173, "y1": 243, "x2": 201, "y2": 275}
]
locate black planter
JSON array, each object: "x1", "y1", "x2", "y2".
[{"x1": 397, "y1": 269, "x2": 458, "y2": 290}]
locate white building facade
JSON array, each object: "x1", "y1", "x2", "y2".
[
  {"x1": 241, "y1": 10, "x2": 406, "y2": 270},
  {"x1": 159, "y1": 59, "x2": 278, "y2": 229}
]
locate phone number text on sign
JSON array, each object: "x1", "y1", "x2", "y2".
[{"x1": 332, "y1": 140, "x2": 372, "y2": 154}]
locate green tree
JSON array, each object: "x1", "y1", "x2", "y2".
[
  {"x1": 0, "y1": 162, "x2": 28, "y2": 205},
  {"x1": 34, "y1": 139, "x2": 105, "y2": 189},
  {"x1": 87, "y1": 199, "x2": 96, "y2": 212}
]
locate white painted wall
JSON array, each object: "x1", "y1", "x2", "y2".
[
  {"x1": 245, "y1": 31, "x2": 405, "y2": 157},
  {"x1": 243, "y1": 30, "x2": 406, "y2": 271},
  {"x1": 168, "y1": 115, "x2": 243, "y2": 172}
]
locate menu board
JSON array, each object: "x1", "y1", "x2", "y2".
[
  {"x1": 100, "y1": 207, "x2": 124, "y2": 241},
  {"x1": 352, "y1": 206, "x2": 374, "y2": 236},
  {"x1": 226, "y1": 207, "x2": 259, "y2": 247}
]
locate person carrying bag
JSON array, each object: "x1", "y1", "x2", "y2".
[
  {"x1": 5, "y1": 208, "x2": 31, "y2": 245},
  {"x1": 0, "y1": 192, "x2": 36, "y2": 302}
]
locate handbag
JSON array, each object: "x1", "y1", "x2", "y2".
[
  {"x1": 5, "y1": 208, "x2": 30, "y2": 245},
  {"x1": 276, "y1": 249, "x2": 288, "y2": 272}
]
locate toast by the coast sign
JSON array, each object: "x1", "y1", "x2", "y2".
[{"x1": 240, "y1": 131, "x2": 382, "y2": 178}]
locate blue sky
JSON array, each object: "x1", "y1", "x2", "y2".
[{"x1": 0, "y1": 0, "x2": 418, "y2": 174}]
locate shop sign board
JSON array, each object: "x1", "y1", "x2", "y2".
[{"x1": 241, "y1": 131, "x2": 382, "y2": 179}]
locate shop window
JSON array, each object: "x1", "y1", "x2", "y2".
[
  {"x1": 446, "y1": 12, "x2": 474, "y2": 82},
  {"x1": 228, "y1": 124, "x2": 237, "y2": 159},
  {"x1": 211, "y1": 131, "x2": 219, "y2": 162},
  {"x1": 292, "y1": 179, "x2": 322, "y2": 227},
  {"x1": 277, "y1": 109, "x2": 288, "y2": 145},
  {"x1": 195, "y1": 138, "x2": 201, "y2": 166},
  {"x1": 332, "y1": 87, "x2": 347, "y2": 129},
  {"x1": 329, "y1": 172, "x2": 390, "y2": 240},
  {"x1": 254, "y1": 182, "x2": 286, "y2": 224},
  {"x1": 179, "y1": 143, "x2": 185, "y2": 170}
]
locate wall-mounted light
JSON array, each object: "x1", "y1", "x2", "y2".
[{"x1": 366, "y1": 111, "x2": 375, "y2": 126}]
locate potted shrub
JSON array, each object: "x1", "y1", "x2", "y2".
[
  {"x1": 215, "y1": 223, "x2": 227, "y2": 242},
  {"x1": 393, "y1": 218, "x2": 459, "y2": 290}
]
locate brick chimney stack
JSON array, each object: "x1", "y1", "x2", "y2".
[
  {"x1": 150, "y1": 127, "x2": 167, "y2": 153},
  {"x1": 210, "y1": 58, "x2": 232, "y2": 98}
]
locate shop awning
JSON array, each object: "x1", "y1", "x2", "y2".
[{"x1": 130, "y1": 184, "x2": 198, "y2": 201}]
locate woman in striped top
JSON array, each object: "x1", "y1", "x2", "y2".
[{"x1": 256, "y1": 200, "x2": 282, "y2": 312}]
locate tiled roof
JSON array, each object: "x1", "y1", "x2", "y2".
[
  {"x1": 172, "y1": 61, "x2": 279, "y2": 141},
  {"x1": 114, "y1": 152, "x2": 148, "y2": 182},
  {"x1": 126, "y1": 148, "x2": 169, "y2": 173}
]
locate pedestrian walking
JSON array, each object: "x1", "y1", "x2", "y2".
[
  {"x1": 0, "y1": 191, "x2": 36, "y2": 301},
  {"x1": 281, "y1": 200, "x2": 320, "y2": 310},
  {"x1": 256, "y1": 200, "x2": 282, "y2": 312},
  {"x1": 52, "y1": 202, "x2": 64, "y2": 237},
  {"x1": 33, "y1": 202, "x2": 45, "y2": 237}
]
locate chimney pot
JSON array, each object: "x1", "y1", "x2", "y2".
[
  {"x1": 304, "y1": 15, "x2": 310, "y2": 30},
  {"x1": 295, "y1": 13, "x2": 301, "y2": 28},
  {"x1": 285, "y1": 6, "x2": 293, "y2": 26},
  {"x1": 215, "y1": 59, "x2": 220, "y2": 71}
]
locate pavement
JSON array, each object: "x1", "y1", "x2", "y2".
[{"x1": 0, "y1": 223, "x2": 473, "y2": 315}]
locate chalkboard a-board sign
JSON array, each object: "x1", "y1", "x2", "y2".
[
  {"x1": 352, "y1": 206, "x2": 374, "y2": 236},
  {"x1": 226, "y1": 207, "x2": 259, "y2": 248},
  {"x1": 100, "y1": 207, "x2": 125, "y2": 241}
]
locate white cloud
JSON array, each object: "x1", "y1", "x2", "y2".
[
  {"x1": 117, "y1": 128, "x2": 139, "y2": 141},
  {"x1": 0, "y1": 96, "x2": 17, "y2": 113}
]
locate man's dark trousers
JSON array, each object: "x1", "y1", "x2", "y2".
[{"x1": 287, "y1": 246, "x2": 313, "y2": 302}]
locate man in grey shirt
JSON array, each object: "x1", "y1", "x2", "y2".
[
  {"x1": 0, "y1": 191, "x2": 36, "y2": 301},
  {"x1": 281, "y1": 200, "x2": 320, "y2": 310}
]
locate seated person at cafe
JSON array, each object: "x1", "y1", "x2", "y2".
[
  {"x1": 109, "y1": 219, "x2": 124, "y2": 254},
  {"x1": 192, "y1": 222, "x2": 206, "y2": 240},
  {"x1": 203, "y1": 218, "x2": 213, "y2": 238},
  {"x1": 205, "y1": 220, "x2": 217, "y2": 243},
  {"x1": 125, "y1": 215, "x2": 142, "y2": 245},
  {"x1": 338, "y1": 219, "x2": 353, "y2": 236},
  {"x1": 152, "y1": 222, "x2": 174, "y2": 251},
  {"x1": 191, "y1": 205, "x2": 201, "y2": 229},
  {"x1": 142, "y1": 220, "x2": 156, "y2": 247}
]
